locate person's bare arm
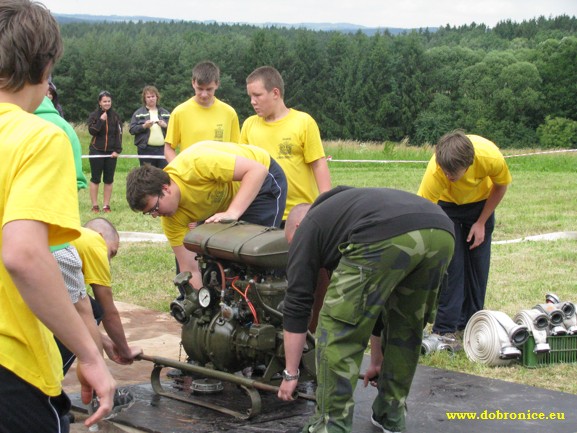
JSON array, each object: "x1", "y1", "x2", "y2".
[
  {"x1": 363, "y1": 335, "x2": 383, "y2": 387},
  {"x1": 164, "y1": 143, "x2": 177, "y2": 163},
  {"x1": 75, "y1": 295, "x2": 104, "y2": 353},
  {"x1": 91, "y1": 284, "x2": 142, "y2": 363},
  {"x1": 310, "y1": 157, "x2": 332, "y2": 194},
  {"x1": 2, "y1": 220, "x2": 115, "y2": 426},
  {"x1": 277, "y1": 330, "x2": 307, "y2": 401},
  {"x1": 468, "y1": 183, "x2": 508, "y2": 249},
  {"x1": 173, "y1": 244, "x2": 203, "y2": 289},
  {"x1": 205, "y1": 156, "x2": 268, "y2": 223}
]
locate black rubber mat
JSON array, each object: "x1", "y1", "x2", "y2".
[{"x1": 70, "y1": 361, "x2": 577, "y2": 433}]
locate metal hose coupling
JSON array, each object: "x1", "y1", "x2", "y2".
[
  {"x1": 560, "y1": 302, "x2": 577, "y2": 334},
  {"x1": 463, "y1": 310, "x2": 529, "y2": 366},
  {"x1": 534, "y1": 303, "x2": 567, "y2": 335},
  {"x1": 420, "y1": 332, "x2": 454, "y2": 355},
  {"x1": 513, "y1": 309, "x2": 550, "y2": 353}
]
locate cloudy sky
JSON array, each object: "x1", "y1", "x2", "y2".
[{"x1": 40, "y1": 0, "x2": 577, "y2": 28}]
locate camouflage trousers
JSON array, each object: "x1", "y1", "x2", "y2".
[{"x1": 303, "y1": 229, "x2": 454, "y2": 433}]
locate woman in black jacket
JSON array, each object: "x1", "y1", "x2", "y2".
[{"x1": 87, "y1": 90, "x2": 123, "y2": 213}]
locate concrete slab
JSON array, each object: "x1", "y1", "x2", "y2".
[{"x1": 64, "y1": 302, "x2": 577, "y2": 433}]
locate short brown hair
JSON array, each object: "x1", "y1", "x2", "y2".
[
  {"x1": 141, "y1": 85, "x2": 160, "y2": 105},
  {"x1": 0, "y1": 0, "x2": 63, "y2": 91},
  {"x1": 192, "y1": 61, "x2": 220, "y2": 85},
  {"x1": 435, "y1": 130, "x2": 475, "y2": 175},
  {"x1": 246, "y1": 66, "x2": 285, "y2": 99},
  {"x1": 126, "y1": 164, "x2": 170, "y2": 211}
]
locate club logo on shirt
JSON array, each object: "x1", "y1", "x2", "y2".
[
  {"x1": 278, "y1": 139, "x2": 293, "y2": 159},
  {"x1": 214, "y1": 124, "x2": 224, "y2": 141},
  {"x1": 208, "y1": 188, "x2": 225, "y2": 204}
]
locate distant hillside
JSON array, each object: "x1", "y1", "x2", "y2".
[{"x1": 52, "y1": 13, "x2": 432, "y2": 36}]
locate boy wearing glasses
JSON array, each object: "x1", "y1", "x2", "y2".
[
  {"x1": 0, "y1": 1, "x2": 115, "y2": 431},
  {"x1": 126, "y1": 140, "x2": 287, "y2": 289}
]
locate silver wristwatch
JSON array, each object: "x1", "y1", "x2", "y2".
[{"x1": 282, "y1": 368, "x2": 300, "y2": 381}]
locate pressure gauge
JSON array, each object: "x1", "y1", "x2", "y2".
[{"x1": 198, "y1": 287, "x2": 212, "y2": 308}]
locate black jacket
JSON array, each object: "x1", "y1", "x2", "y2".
[
  {"x1": 87, "y1": 108, "x2": 123, "y2": 153},
  {"x1": 283, "y1": 186, "x2": 455, "y2": 333}
]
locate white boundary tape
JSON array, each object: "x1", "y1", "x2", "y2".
[
  {"x1": 119, "y1": 231, "x2": 577, "y2": 244},
  {"x1": 82, "y1": 148, "x2": 577, "y2": 162},
  {"x1": 492, "y1": 231, "x2": 577, "y2": 245},
  {"x1": 325, "y1": 148, "x2": 577, "y2": 164}
]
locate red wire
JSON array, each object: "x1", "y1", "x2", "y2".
[{"x1": 231, "y1": 278, "x2": 259, "y2": 324}]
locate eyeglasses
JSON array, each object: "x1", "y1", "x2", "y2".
[
  {"x1": 143, "y1": 196, "x2": 161, "y2": 216},
  {"x1": 98, "y1": 90, "x2": 111, "y2": 99}
]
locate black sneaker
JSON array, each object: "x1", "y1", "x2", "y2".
[{"x1": 370, "y1": 414, "x2": 398, "y2": 433}]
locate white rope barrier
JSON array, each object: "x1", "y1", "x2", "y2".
[
  {"x1": 326, "y1": 158, "x2": 427, "y2": 164},
  {"x1": 504, "y1": 148, "x2": 577, "y2": 158},
  {"x1": 81, "y1": 148, "x2": 577, "y2": 161}
]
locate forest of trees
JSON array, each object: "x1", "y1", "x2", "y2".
[{"x1": 53, "y1": 15, "x2": 577, "y2": 148}]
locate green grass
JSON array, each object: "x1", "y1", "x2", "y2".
[{"x1": 73, "y1": 127, "x2": 577, "y2": 394}]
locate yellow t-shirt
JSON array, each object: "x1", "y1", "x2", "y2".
[
  {"x1": 70, "y1": 227, "x2": 111, "y2": 287},
  {"x1": 417, "y1": 135, "x2": 512, "y2": 205},
  {"x1": 240, "y1": 108, "x2": 325, "y2": 219},
  {"x1": 162, "y1": 141, "x2": 270, "y2": 246},
  {"x1": 165, "y1": 97, "x2": 240, "y2": 152},
  {"x1": 0, "y1": 103, "x2": 80, "y2": 396}
]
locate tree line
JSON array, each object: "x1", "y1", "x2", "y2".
[{"x1": 53, "y1": 15, "x2": 577, "y2": 148}]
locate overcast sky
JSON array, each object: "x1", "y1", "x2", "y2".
[{"x1": 40, "y1": 0, "x2": 577, "y2": 29}]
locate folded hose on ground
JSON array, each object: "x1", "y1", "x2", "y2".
[{"x1": 464, "y1": 310, "x2": 530, "y2": 366}]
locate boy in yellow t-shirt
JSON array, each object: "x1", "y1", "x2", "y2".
[
  {"x1": 0, "y1": 1, "x2": 114, "y2": 431},
  {"x1": 127, "y1": 140, "x2": 287, "y2": 290},
  {"x1": 65, "y1": 219, "x2": 142, "y2": 371},
  {"x1": 241, "y1": 66, "x2": 331, "y2": 221},
  {"x1": 418, "y1": 130, "x2": 512, "y2": 348},
  {"x1": 164, "y1": 61, "x2": 240, "y2": 162}
]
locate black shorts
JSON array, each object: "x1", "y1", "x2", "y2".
[
  {"x1": 0, "y1": 364, "x2": 71, "y2": 433},
  {"x1": 240, "y1": 156, "x2": 287, "y2": 228}
]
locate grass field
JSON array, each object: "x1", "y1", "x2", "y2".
[{"x1": 74, "y1": 127, "x2": 577, "y2": 395}]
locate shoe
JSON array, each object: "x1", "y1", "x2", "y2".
[
  {"x1": 93, "y1": 388, "x2": 135, "y2": 419},
  {"x1": 102, "y1": 205, "x2": 111, "y2": 213},
  {"x1": 113, "y1": 388, "x2": 134, "y2": 408},
  {"x1": 64, "y1": 412, "x2": 75, "y2": 424},
  {"x1": 167, "y1": 368, "x2": 184, "y2": 378},
  {"x1": 370, "y1": 414, "x2": 398, "y2": 433},
  {"x1": 91, "y1": 205, "x2": 100, "y2": 213},
  {"x1": 436, "y1": 332, "x2": 463, "y2": 352}
]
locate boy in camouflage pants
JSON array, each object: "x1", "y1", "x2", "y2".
[{"x1": 278, "y1": 186, "x2": 455, "y2": 433}]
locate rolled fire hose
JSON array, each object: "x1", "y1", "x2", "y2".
[
  {"x1": 464, "y1": 310, "x2": 529, "y2": 366},
  {"x1": 513, "y1": 309, "x2": 550, "y2": 353}
]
